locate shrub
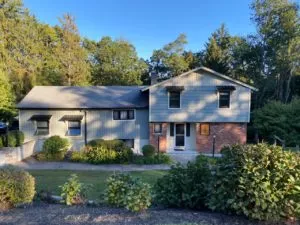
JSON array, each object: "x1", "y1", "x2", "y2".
[
  {"x1": 40, "y1": 136, "x2": 69, "y2": 161},
  {"x1": 105, "y1": 173, "x2": 152, "y2": 212},
  {"x1": 154, "y1": 156, "x2": 213, "y2": 209},
  {"x1": 7, "y1": 131, "x2": 24, "y2": 147},
  {"x1": 142, "y1": 145, "x2": 156, "y2": 157},
  {"x1": 0, "y1": 135, "x2": 4, "y2": 148},
  {"x1": 117, "y1": 147, "x2": 134, "y2": 163},
  {"x1": 85, "y1": 146, "x2": 118, "y2": 164},
  {"x1": 88, "y1": 139, "x2": 126, "y2": 152},
  {"x1": 60, "y1": 174, "x2": 89, "y2": 205},
  {"x1": 133, "y1": 154, "x2": 172, "y2": 165},
  {"x1": 0, "y1": 165, "x2": 35, "y2": 209},
  {"x1": 208, "y1": 144, "x2": 300, "y2": 221},
  {"x1": 70, "y1": 151, "x2": 88, "y2": 163}
]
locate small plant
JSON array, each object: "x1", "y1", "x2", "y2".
[
  {"x1": 60, "y1": 174, "x2": 89, "y2": 205},
  {"x1": 85, "y1": 146, "x2": 118, "y2": 164},
  {"x1": 133, "y1": 154, "x2": 172, "y2": 164},
  {"x1": 105, "y1": 173, "x2": 152, "y2": 212},
  {"x1": 39, "y1": 135, "x2": 69, "y2": 161},
  {"x1": 70, "y1": 151, "x2": 88, "y2": 163},
  {"x1": 87, "y1": 139, "x2": 126, "y2": 152},
  {"x1": 5, "y1": 131, "x2": 24, "y2": 147},
  {"x1": 142, "y1": 145, "x2": 156, "y2": 157},
  {"x1": 0, "y1": 165, "x2": 35, "y2": 209}
]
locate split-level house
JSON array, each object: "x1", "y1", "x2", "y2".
[{"x1": 17, "y1": 67, "x2": 257, "y2": 154}]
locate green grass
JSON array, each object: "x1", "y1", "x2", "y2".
[{"x1": 29, "y1": 170, "x2": 167, "y2": 200}]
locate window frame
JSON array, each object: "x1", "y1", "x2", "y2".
[
  {"x1": 153, "y1": 123, "x2": 162, "y2": 134},
  {"x1": 66, "y1": 120, "x2": 82, "y2": 137},
  {"x1": 168, "y1": 91, "x2": 181, "y2": 109},
  {"x1": 35, "y1": 120, "x2": 50, "y2": 136},
  {"x1": 218, "y1": 90, "x2": 231, "y2": 109},
  {"x1": 200, "y1": 123, "x2": 210, "y2": 136},
  {"x1": 112, "y1": 109, "x2": 135, "y2": 121}
]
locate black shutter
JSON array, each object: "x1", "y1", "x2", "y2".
[
  {"x1": 186, "y1": 123, "x2": 190, "y2": 137},
  {"x1": 170, "y1": 123, "x2": 174, "y2": 136}
]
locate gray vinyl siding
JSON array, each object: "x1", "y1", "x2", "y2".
[
  {"x1": 150, "y1": 71, "x2": 251, "y2": 122},
  {"x1": 19, "y1": 109, "x2": 149, "y2": 150}
]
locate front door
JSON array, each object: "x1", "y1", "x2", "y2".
[{"x1": 175, "y1": 123, "x2": 185, "y2": 147}]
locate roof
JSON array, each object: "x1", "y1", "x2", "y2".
[
  {"x1": 29, "y1": 115, "x2": 52, "y2": 121},
  {"x1": 141, "y1": 67, "x2": 258, "y2": 92},
  {"x1": 18, "y1": 86, "x2": 149, "y2": 109}
]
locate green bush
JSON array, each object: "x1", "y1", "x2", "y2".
[
  {"x1": 88, "y1": 139, "x2": 126, "y2": 152},
  {"x1": 60, "y1": 174, "x2": 89, "y2": 205},
  {"x1": 85, "y1": 146, "x2": 118, "y2": 164},
  {"x1": 133, "y1": 154, "x2": 172, "y2": 165},
  {"x1": 70, "y1": 151, "x2": 88, "y2": 163},
  {"x1": 39, "y1": 136, "x2": 69, "y2": 161},
  {"x1": 142, "y1": 144, "x2": 156, "y2": 157},
  {"x1": 117, "y1": 147, "x2": 134, "y2": 163},
  {"x1": 0, "y1": 135, "x2": 4, "y2": 148},
  {"x1": 105, "y1": 173, "x2": 152, "y2": 212},
  {"x1": 208, "y1": 144, "x2": 300, "y2": 221},
  {"x1": 0, "y1": 165, "x2": 35, "y2": 209},
  {"x1": 7, "y1": 131, "x2": 24, "y2": 147},
  {"x1": 154, "y1": 156, "x2": 213, "y2": 209}
]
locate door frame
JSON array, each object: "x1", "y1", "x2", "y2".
[{"x1": 175, "y1": 123, "x2": 185, "y2": 148}]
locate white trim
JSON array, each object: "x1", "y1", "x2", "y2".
[
  {"x1": 111, "y1": 109, "x2": 136, "y2": 121},
  {"x1": 247, "y1": 89, "x2": 251, "y2": 122},
  {"x1": 141, "y1": 67, "x2": 258, "y2": 92},
  {"x1": 168, "y1": 91, "x2": 181, "y2": 109}
]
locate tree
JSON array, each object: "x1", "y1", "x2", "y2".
[
  {"x1": 0, "y1": 69, "x2": 15, "y2": 121},
  {"x1": 54, "y1": 14, "x2": 90, "y2": 86},
  {"x1": 88, "y1": 36, "x2": 147, "y2": 85},
  {"x1": 251, "y1": 0, "x2": 300, "y2": 103},
  {"x1": 149, "y1": 34, "x2": 189, "y2": 79}
]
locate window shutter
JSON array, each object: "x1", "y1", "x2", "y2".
[
  {"x1": 186, "y1": 123, "x2": 190, "y2": 137},
  {"x1": 170, "y1": 123, "x2": 174, "y2": 136}
]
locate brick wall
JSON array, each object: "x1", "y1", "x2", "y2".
[
  {"x1": 149, "y1": 123, "x2": 168, "y2": 152},
  {"x1": 196, "y1": 123, "x2": 247, "y2": 153}
]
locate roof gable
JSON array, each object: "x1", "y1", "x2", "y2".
[{"x1": 142, "y1": 67, "x2": 257, "y2": 92}]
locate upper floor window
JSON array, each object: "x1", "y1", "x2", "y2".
[
  {"x1": 219, "y1": 91, "x2": 230, "y2": 108},
  {"x1": 67, "y1": 121, "x2": 81, "y2": 136},
  {"x1": 169, "y1": 92, "x2": 180, "y2": 108},
  {"x1": 113, "y1": 110, "x2": 135, "y2": 120},
  {"x1": 36, "y1": 121, "x2": 49, "y2": 135}
]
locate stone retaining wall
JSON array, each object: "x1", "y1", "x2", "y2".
[{"x1": 0, "y1": 140, "x2": 36, "y2": 165}]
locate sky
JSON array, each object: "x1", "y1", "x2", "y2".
[{"x1": 23, "y1": 0, "x2": 257, "y2": 59}]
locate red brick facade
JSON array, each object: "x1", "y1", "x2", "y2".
[
  {"x1": 149, "y1": 123, "x2": 168, "y2": 152},
  {"x1": 196, "y1": 123, "x2": 247, "y2": 153}
]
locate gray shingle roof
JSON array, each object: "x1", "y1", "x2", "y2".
[{"x1": 17, "y1": 86, "x2": 149, "y2": 109}]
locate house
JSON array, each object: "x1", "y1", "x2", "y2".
[{"x1": 17, "y1": 67, "x2": 257, "y2": 154}]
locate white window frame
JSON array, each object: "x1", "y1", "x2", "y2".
[
  {"x1": 218, "y1": 91, "x2": 231, "y2": 109},
  {"x1": 66, "y1": 120, "x2": 82, "y2": 137},
  {"x1": 168, "y1": 91, "x2": 181, "y2": 109},
  {"x1": 112, "y1": 109, "x2": 136, "y2": 121},
  {"x1": 35, "y1": 120, "x2": 50, "y2": 136}
]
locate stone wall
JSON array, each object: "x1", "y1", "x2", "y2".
[
  {"x1": 149, "y1": 123, "x2": 168, "y2": 152},
  {"x1": 0, "y1": 140, "x2": 36, "y2": 165},
  {"x1": 196, "y1": 123, "x2": 247, "y2": 153}
]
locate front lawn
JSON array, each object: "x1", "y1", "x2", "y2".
[{"x1": 29, "y1": 170, "x2": 167, "y2": 200}]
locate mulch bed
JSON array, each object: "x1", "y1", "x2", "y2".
[{"x1": 0, "y1": 202, "x2": 292, "y2": 225}]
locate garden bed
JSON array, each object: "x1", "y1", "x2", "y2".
[{"x1": 0, "y1": 202, "x2": 272, "y2": 225}]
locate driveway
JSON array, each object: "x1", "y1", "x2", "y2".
[{"x1": 10, "y1": 158, "x2": 171, "y2": 171}]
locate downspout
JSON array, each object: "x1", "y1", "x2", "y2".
[{"x1": 84, "y1": 110, "x2": 87, "y2": 146}]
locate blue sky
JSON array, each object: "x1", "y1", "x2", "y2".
[{"x1": 23, "y1": 0, "x2": 256, "y2": 59}]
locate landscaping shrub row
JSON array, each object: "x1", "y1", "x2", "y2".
[
  {"x1": 0, "y1": 131, "x2": 24, "y2": 148},
  {"x1": 154, "y1": 143, "x2": 300, "y2": 221},
  {"x1": 36, "y1": 136, "x2": 172, "y2": 165}
]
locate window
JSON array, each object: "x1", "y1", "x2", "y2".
[
  {"x1": 113, "y1": 110, "x2": 135, "y2": 120},
  {"x1": 153, "y1": 123, "x2": 162, "y2": 134},
  {"x1": 186, "y1": 123, "x2": 190, "y2": 137},
  {"x1": 200, "y1": 123, "x2": 210, "y2": 136},
  {"x1": 120, "y1": 139, "x2": 134, "y2": 148},
  {"x1": 67, "y1": 121, "x2": 81, "y2": 136},
  {"x1": 219, "y1": 91, "x2": 230, "y2": 108},
  {"x1": 36, "y1": 121, "x2": 49, "y2": 135},
  {"x1": 169, "y1": 92, "x2": 180, "y2": 108},
  {"x1": 170, "y1": 123, "x2": 174, "y2": 136}
]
